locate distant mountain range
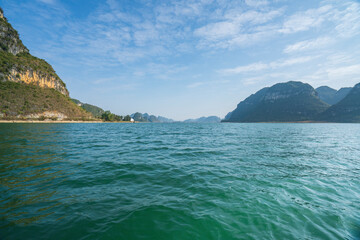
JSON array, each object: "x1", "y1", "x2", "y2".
[
  {"x1": 315, "y1": 86, "x2": 351, "y2": 105},
  {"x1": 131, "y1": 112, "x2": 175, "y2": 123},
  {"x1": 130, "y1": 113, "x2": 221, "y2": 123},
  {"x1": 223, "y1": 81, "x2": 360, "y2": 123},
  {"x1": 183, "y1": 116, "x2": 221, "y2": 123},
  {"x1": 316, "y1": 83, "x2": 360, "y2": 122}
]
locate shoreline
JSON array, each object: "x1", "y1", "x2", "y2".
[{"x1": 0, "y1": 120, "x2": 135, "y2": 123}]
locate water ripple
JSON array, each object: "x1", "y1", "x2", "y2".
[{"x1": 0, "y1": 123, "x2": 360, "y2": 239}]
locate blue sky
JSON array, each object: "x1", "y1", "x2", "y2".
[{"x1": 1, "y1": 0, "x2": 360, "y2": 120}]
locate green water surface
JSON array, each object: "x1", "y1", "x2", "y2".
[{"x1": 0, "y1": 123, "x2": 359, "y2": 239}]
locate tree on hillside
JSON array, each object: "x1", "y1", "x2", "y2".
[{"x1": 123, "y1": 115, "x2": 131, "y2": 121}]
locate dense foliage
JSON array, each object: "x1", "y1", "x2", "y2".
[
  {"x1": 0, "y1": 8, "x2": 65, "y2": 86},
  {"x1": 131, "y1": 112, "x2": 174, "y2": 122},
  {"x1": 316, "y1": 86, "x2": 352, "y2": 105},
  {"x1": 0, "y1": 9, "x2": 29, "y2": 54},
  {"x1": 224, "y1": 81, "x2": 330, "y2": 122},
  {"x1": 101, "y1": 111, "x2": 131, "y2": 122},
  {"x1": 0, "y1": 81, "x2": 91, "y2": 120},
  {"x1": 0, "y1": 51, "x2": 64, "y2": 85},
  {"x1": 71, "y1": 98, "x2": 105, "y2": 118},
  {"x1": 317, "y1": 83, "x2": 360, "y2": 122}
]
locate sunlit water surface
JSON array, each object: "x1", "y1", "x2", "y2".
[{"x1": 0, "y1": 123, "x2": 360, "y2": 239}]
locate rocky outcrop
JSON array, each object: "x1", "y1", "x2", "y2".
[
  {"x1": 0, "y1": 8, "x2": 28, "y2": 55},
  {"x1": 7, "y1": 69, "x2": 68, "y2": 95},
  {"x1": 0, "y1": 8, "x2": 68, "y2": 96},
  {"x1": 23, "y1": 111, "x2": 67, "y2": 120},
  {"x1": 0, "y1": 9, "x2": 92, "y2": 120}
]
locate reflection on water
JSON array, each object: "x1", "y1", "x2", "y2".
[
  {"x1": 0, "y1": 123, "x2": 360, "y2": 240},
  {"x1": 0, "y1": 124, "x2": 70, "y2": 227}
]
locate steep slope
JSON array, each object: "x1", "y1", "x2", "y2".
[
  {"x1": 316, "y1": 86, "x2": 352, "y2": 105},
  {"x1": 71, "y1": 99, "x2": 105, "y2": 118},
  {"x1": 0, "y1": 81, "x2": 90, "y2": 120},
  {"x1": 0, "y1": 8, "x2": 91, "y2": 120},
  {"x1": 224, "y1": 81, "x2": 329, "y2": 122},
  {"x1": 317, "y1": 83, "x2": 360, "y2": 122},
  {"x1": 0, "y1": 8, "x2": 68, "y2": 95}
]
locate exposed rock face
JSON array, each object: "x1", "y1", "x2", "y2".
[
  {"x1": 7, "y1": 69, "x2": 68, "y2": 95},
  {"x1": 0, "y1": 8, "x2": 28, "y2": 55},
  {"x1": 23, "y1": 111, "x2": 67, "y2": 120},
  {"x1": 0, "y1": 9, "x2": 92, "y2": 121},
  {"x1": 0, "y1": 8, "x2": 69, "y2": 96}
]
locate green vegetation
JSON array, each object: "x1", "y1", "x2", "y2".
[
  {"x1": 0, "y1": 9, "x2": 28, "y2": 54},
  {"x1": 71, "y1": 98, "x2": 105, "y2": 118},
  {"x1": 317, "y1": 83, "x2": 360, "y2": 122},
  {"x1": 101, "y1": 111, "x2": 131, "y2": 122},
  {"x1": 0, "y1": 7, "x2": 65, "y2": 87},
  {"x1": 316, "y1": 86, "x2": 352, "y2": 105},
  {"x1": 0, "y1": 81, "x2": 91, "y2": 120},
  {"x1": 132, "y1": 112, "x2": 148, "y2": 122},
  {"x1": 224, "y1": 81, "x2": 330, "y2": 122},
  {"x1": 223, "y1": 81, "x2": 360, "y2": 123},
  {"x1": 0, "y1": 51, "x2": 64, "y2": 85}
]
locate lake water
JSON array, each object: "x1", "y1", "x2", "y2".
[{"x1": 0, "y1": 123, "x2": 360, "y2": 239}]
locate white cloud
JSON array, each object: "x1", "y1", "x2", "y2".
[
  {"x1": 221, "y1": 56, "x2": 315, "y2": 75},
  {"x1": 194, "y1": 21, "x2": 239, "y2": 40},
  {"x1": 194, "y1": 1, "x2": 360, "y2": 50},
  {"x1": 194, "y1": 9, "x2": 283, "y2": 48},
  {"x1": 284, "y1": 37, "x2": 333, "y2": 53},
  {"x1": 245, "y1": 0, "x2": 269, "y2": 8},
  {"x1": 279, "y1": 1, "x2": 360, "y2": 37},
  {"x1": 271, "y1": 56, "x2": 315, "y2": 68},
  {"x1": 279, "y1": 5, "x2": 332, "y2": 33},
  {"x1": 326, "y1": 64, "x2": 360, "y2": 79},
  {"x1": 187, "y1": 82, "x2": 205, "y2": 88},
  {"x1": 333, "y1": 2, "x2": 360, "y2": 37},
  {"x1": 37, "y1": 0, "x2": 56, "y2": 4},
  {"x1": 222, "y1": 62, "x2": 268, "y2": 74}
]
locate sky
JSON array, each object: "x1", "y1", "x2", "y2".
[{"x1": 1, "y1": 0, "x2": 360, "y2": 120}]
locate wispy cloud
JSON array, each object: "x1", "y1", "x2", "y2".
[
  {"x1": 19, "y1": 0, "x2": 360, "y2": 66},
  {"x1": 280, "y1": 1, "x2": 360, "y2": 37},
  {"x1": 187, "y1": 82, "x2": 205, "y2": 88},
  {"x1": 283, "y1": 37, "x2": 333, "y2": 53},
  {"x1": 221, "y1": 63, "x2": 268, "y2": 74},
  {"x1": 221, "y1": 56, "x2": 315, "y2": 74},
  {"x1": 333, "y1": 2, "x2": 360, "y2": 37},
  {"x1": 245, "y1": 0, "x2": 269, "y2": 8},
  {"x1": 326, "y1": 64, "x2": 360, "y2": 80},
  {"x1": 194, "y1": 9, "x2": 283, "y2": 48},
  {"x1": 37, "y1": 0, "x2": 56, "y2": 5},
  {"x1": 279, "y1": 5, "x2": 332, "y2": 34}
]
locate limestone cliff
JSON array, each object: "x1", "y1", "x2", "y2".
[
  {"x1": 0, "y1": 8, "x2": 91, "y2": 120},
  {"x1": 6, "y1": 68, "x2": 68, "y2": 95},
  {"x1": 0, "y1": 8, "x2": 68, "y2": 96}
]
